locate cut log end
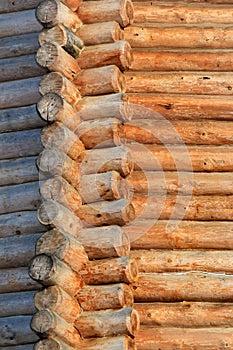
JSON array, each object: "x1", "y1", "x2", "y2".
[
  {"x1": 29, "y1": 254, "x2": 53, "y2": 282},
  {"x1": 37, "y1": 42, "x2": 58, "y2": 68},
  {"x1": 37, "y1": 148, "x2": 64, "y2": 174},
  {"x1": 120, "y1": 284, "x2": 134, "y2": 307},
  {"x1": 125, "y1": 257, "x2": 139, "y2": 283},
  {"x1": 124, "y1": 0, "x2": 134, "y2": 26},
  {"x1": 37, "y1": 200, "x2": 58, "y2": 225},
  {"x1": 36, "y1": 229, "x2": 68, "y2": 256},
  {"x1": 122, "y1": 202, "x2": 135, "y2": 224},
  {"x1": 39, "y1": 72, "x2": 64, "y2": 95},
  {"x1": 37, "y1": 93, "x2": 63, "y2": 122},
  {"x1": 35, "y1": 338, "x2": 60, "y2": 350},
  {"x1": 120, "y1": 41, "x2": 133, "y2": 70},
  {"x1": 36, "y1": 0, "x2": 58, "y2": 27},
  {"x1": 128, "y1": 308, "x2": 140, "y2": 336},
  {"x1": 31, "y1": 309, "x2": 54, "y2": 334},
  {"x1": 116, "y1": 231, "x2": 131, "y2": 257},
  {"x1": 35, "y1": 285, "x2": 62, "y2": 310}
]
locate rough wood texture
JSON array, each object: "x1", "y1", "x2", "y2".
[
  {"x1": 34, "y1": 338, "x2": 74, "y2": 350},
  {"x1": 80, "y1": 256, "x2": 138, "y2": 284},
  {"x1": 0, "y1": 0, "x2": 41, "y2": 13},
  {"x1": 35, "y1": 286, "x2": 81, "y2": 323},
  {"x1": 37, "y1": 43, "x2": 80, "y2": 80},
  {"x1": 29, "y1": 254, "x2": 84, "y2": 296},
  {"x1": 78, "y1": 22, "x2": 124, "y2": 46},
  {"x1": 0, "y1": 345, "x2": 35, "y2": 350},
  {"x1": 0, "y1": 157, "x2": 38, "y2": 186},
  {"x1": 77, "y1": 41, "x2": 133, "y2": 70},
  {"x1": 74, "y1": 65, "x2": 126, "y2": 96},
  {"x1": 0, "y1": 32, "x2": 39, "y2": 59},
  {"x1": 0, "y1": 267, "x2": 41, "y2": 293},
  {"x1": 31, "y1": 309, "x2": 80, "y2": 346},
  {"x1": 0, "y1": 291, "x2": 36, "y2": 317},
  {"x1": 60, "y1": 0, "x2": 82, "y2": 11},
  {"x1": 76, "y1": 283, "x2": 134, "y2": 311}
]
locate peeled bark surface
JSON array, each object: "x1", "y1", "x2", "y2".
[
  {"x1": 78, "y1": 22, "x2": 124, "y2": 46},
  {"x1": 34, "y1": 338, "x2": 75, "y2": 350},
  {"x1": 0, "y1": 267, "x2": 42, "y2": 293},
  {"x1": 0, "y1": 291, "x2": 36, "y2": 317},
  {"x1": 81, "y1": 336, "x2": 136, "y2": 350},
  {"x1": 0, "y1": 0, "x2": 41, "y2": 13}
]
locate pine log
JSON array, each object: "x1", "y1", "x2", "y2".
[
  {"x1": 126, "y1": 71, "x2": 233, "y2": 95},
  {"x1": 0, "y1": 156, "x2": 39, "y2": 186},
  {"x1": 77, "y1": 225, "x2": 130, "y2": 259},
  {"x1": 0, "y1": 345, "x2": 34, "y2": 350},
  {"x1": 35, "y1": 286, "x2": 81, "y2": 323},
  {"x1": 133, "y1": 272, "x2": 233, "y2": 302},
  {"x1": 0, "y1": 233, "x2": 40, "y2": 268},
  {"x1": 37, "y1": 93, "x2": 81, "y2": 129},
  {"x1": 39, "y1": 72, "x2": 81, "y2": 106},
  {"x1": 0, "y1": 182, "x2": 41, "y2": 215},
  {"x1": 136, "y1": 302, "x2": 233, "y2": 327},
  {"x1": 76, "y1": 284, "x2": 133, "y2": 311},
  {"x1": 75, "y1": 307, "x2": 139, "y2": 338},
  {"x1": 0, "y1": 316, "x2": 38, "y2": 346},
  {"x1": 80, "y1": 256, "x2": 138, "y2": 284},
  {"x1": 74, "y1": 65, "x2": 126, "y2": 96},
  {"x1": 39, "y1": 25, "x2": 84, "y2": 58},
  {"x1": 0, "y1": 10, "x2": 42, "y2": 38},
  {"x1": 31, "y1": 309, "x2": 80, "y2": 346},
  {"x1": 77, "y1": 199, "x2": 135, "y2": 226},
  {"x1": 36, "y1": 230, "x2": 88, "y2": 272},
  {"x1": 29, "y1": 254, "x2": 84, "y2": 296},
  {"x1": 0, "y1": 0, "x2": 41, "y2": 13},
  {"x1": 37, "y1": 43, "x2": 80, "y2": 80},
  {"x1": 82, "y1": 337, "x2": 136, "y2": 350},
  {"x1": 80, "y1": 146, "x2": 133, "y2": 177},
  {"x1": 77, "y1": 41, "x2": 133, "y2": 71},
  {"x1": 125, "y1": 219, "x2": 233, "y2": 250},
  {"x1": 41, "y1": 122, "x2": 84, "y2": 161},
  {"x1": 0, "y1": 77, "x2": 41, "y2": 109},
  {"x1": 60, "y1": 0, "x2": 82, "y2": 11},
  {"x1": 0, "y1": 291, "x2": 36, "y2": 317},
  {"x1": 0, "y1": 32, "x2": 39, "y2": 59},
  {"x1": 0, "y1": 211, "x2": 46, "y2": 239},
  {"x1": 40, "y1": 177, "x2": 82, "y2": 214},
  {"x1": 136, "y1": 326, "x2": 233, "y2": 350},
  {"x1": 0, "y1": 267, "x2": 41, "y2": 293},
  {"x1": 36, "y1": 0, "x2": 82, "y2": 30},
  {"x1": 78, "y1": 22, "x2": 124, "y2": 46},
  {"x1": 77, "y1": 0, "x2": 134, "y2": 27},
  {"x1": 35, "y1": 338, "x2": 75, "y2": 350}
]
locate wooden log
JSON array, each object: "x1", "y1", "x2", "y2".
[
  {"x1": 76, "y1": 283, "x2": 133, "y2": 311},
  {"x1": 0, "y1": 211, "x2": 46, "y2": 239},
  {"x1": 0, "y1": 267, "x2": 41, "y2": 293},
  {"x1": 77, "y1": 199, "x2": 135, "y2": 226},
  {"x1": 78, "y1": 0, "x2": 134, "y2": 27},
  {"x1": 0, "y1": 10, "x2": 42, "y2": 38},
  {"x1": 0, "y1": 291, "x2": 36, "y2": 317},
  {"x1": 0, "y1": 316, "x2": 39, "y2": 346},
  {"x1": 0, "y1": 182, "x2": 41, "y2": 215},
  {"x1": 136, "y1": 302, "x2": 233, "y2": 327},
  {"x1": 31, "y1": 309, "x2": 80, "y2": 346},
  {"x1": 37, "y1": 43, "x2": 80, "y2": 80},
  {"x1": 0, "y1": 0, "x2": 41, "y2": 13},
  {"x1": 74, "y1": 65, "x2": 126, "y2": 96},
  {"x1": 0, "y1": 233, "x2": 40, "y2": 268},
  {"x1": 0, "y1": 32, "x2": 39, "y2": 59},
  {"x1": 136, "y1": 326, "x2": 233, "y2": 350},
  {"x1": 0, "y1": 344, "x2": 34, "y2": 350},
  {"x1": 37, "y1": 93, "x2": 81, "y2": 130},
  {"x1": 41, "y1": 122, "x2": 84, "y2": 161},
  {"x1": 36, "y1": 230, "x2": 88, "y2": 272},
  {"x1": 75, "y1": 307, "x2": 139, "y2": 338},
  {"x1": 133, "y1": 272, "x2": 233, "y2": 302},
  {"x1": 0, "y1": 77, "x2": 41, "y2": 109},
  {"x1": 0, "y1": 156, "x2": 39, "y2": 186},
  {"x1": 80, "y1": 256, "x2": 138, "y2": 284},
  {"x1": 35, "y1": 286, "x2": 81, "y2": 323},
  {"x1": 29, "y1": 254, "x2": 84, "y2": 296},
  {"x1": 40, "y1": 177, "x2": 82, "y2": 215},
  {"x1": 125, "y1": 71, "x2": 233, "y2": 95},
  {"x1": 36, "y1": 0, "x2": 82, "y2": 30},
  {"x1": 82, "y1": 337, "x2": 136, "y2": 350},
  {"x1": 39, "y1": 72, "x2": 81, "y2": 106},
  {"x1": 80, "y1": 146, "x2": 133, "y2": 177},
  {"x1": 77, "y1": 22, "x2": 124, "y2": 46},
  {"x1": 37, "y1": 201, "x2": 82, "y2": 236},
  {"x1": 39, "y1": 25, "x2": 84, "y2": 58},
  {"x1": 35, "y1": 338, "x2": 74, "y2": 350},
  {"x1": 77, "y1": 41, "x2": 133, "y2": 71},
  {"x1": 60, "y1": 0, "x2": 82, "y2": 11}
]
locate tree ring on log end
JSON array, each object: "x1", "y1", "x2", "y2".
[
  {"x1": 29, "y1": 254, "x2": 53, "y2": 282},
  {"x1": 37, "y1": 93, "x2": 63, "y2": 122},
  {"x1": 36, "y1": 0, "x2": 58, "y2": 27},
  {"x1": 31, "y1": 309, "x2": 54, "y2": 334},
  {"x1": 37, "y1": 200, "x2": 58, "y2": 225},
  {"x1": 35, "y1": 338, "x2": 60, "y2": 350},
  {"x1": 37, "y1": 43, "x2": 58, "y2": 68}
]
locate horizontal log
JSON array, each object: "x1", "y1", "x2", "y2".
[
  {"x1": 0, "y1": 32, "x2": 39, "y2": 59},
  {"x1": 0, "y1": 344, "x2": 34, "y2": 350},
  {"x1": 29, "y1": 254, "x2": 84, "y2": 296},
  {"x1": 31, "y1": 309, "x2": 80, "y2": 346},
  {"x1": 80, "y1": 256, "x2": 138, "y2": 284},
  {"x1": 0, "y1": 77, "x2": 41, "y2": 109},
  {"x1": 60, "y1": 0, "x2": 82, "y2": 11},
  {"x1": 35, "y1": 286, "x2": 81, "y2": 323},
  {"x1": 74, "y1": 65, "x2": 126, "y2": 96},
  {"x1": 77, "y1": 22, "x2": 124, "y2": 46},
  {"x1": 0, "y1": 156, "x2": 39, "y2": 186},
  {"x1": 0, "y1": 291, "x2": 36, "y2": 317},
  {"x1": 136, "y1": 302, "x2": 233, "y2": 327},
  {"x1": 0, "y1": 182, "x2": 41, "y2": 215},
  {"x1": 0, "y1": 233, "x2": 40, "y2": 268},
  {"x1": 36, "y1": 0, "x2": 82, "y2": 30},
  {"x1": 0, "y1": 211, "x2": 46, "y2": 238},
  {"x1": 35, "y1": 338, "x2": 74, "y2": 350},
  {"x1": 133, "y1": 272, "x2": 233, "y2": 302},
  {"x1": 78, "y1": 199, "x2": 135, "y2": 226},
  {"x1": 77, "y1": 41, "x2": 133, "y2": 70},
  {"x1": 125, "y1": 71, "x2": 233, "y2": 95},
  {"x1": 76, "y1": 283, "x2": 133, "y2": 311},
  {"x1": 78, "y1": 0, "x2": 134, "y2": 27},
  {"x1": 0, "y1": 0, "x2": 40, "y2": 13},
  {"x1": 0, "y1": 316, "x2": 38, "y2": 346},
  {"x1": 0, "y1": 9, "x2": 42, "y2": 38},
  {"x1": 136, "y1": 326, "x2": 233, "y2": 350},
  {"x1": 0, "y1": 267, "x2": 41, "y2": 293}
]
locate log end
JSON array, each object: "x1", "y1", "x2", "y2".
[
  {"x1": 121, "y1": 200, "x2": 136, "y2": 225},
  {"x1": 37, "y1": 200, "x2": 59, "y2": 225},
  {"x1": 36, "y1": 228, "x2": 68, "y2": 257},
  {"x1": 126, "y1": 308, "x2": 140, "y2": 337},
  {"x1": 40, "y1": 177, "x2": 63, "y2": 202},
  {"x1": 120, "y1": 0, "x2": 135, "y2": 27},
  {"x1": 37, "y1": 93, "x2": 63, "y2": 122},
  {"x1": 124, "y1": 256, "x2": 139, "y2": 283},
  {"x1": 36, "y1": 0, "x2": 58, "y2": 28},
  {"x1": 37, "y1": 148, "x2": 65, "y2": 175},
  {"x1": 34, "y1": 338, "x2": 60, "y2": 350},
  {"x1": 120, "y1": 284, "x2": 134, "y2": 307},
  {"x1": 37, "y1": 42, "x2": 58, "y2": 68},
  {"x1": 29, "y1": 254, "x2": 53, "y2": 284},
  {"x1": 116, "y1": 231, "x2": 131, "y2": 257},
  {"x1": 34, "y1": 285, "x2": 61, "y2": 310},
  {"x1": 119, "y1": 41, "x2": 133, "y2": 71},
  {"x1": 39, "y1": 72, "x2": 64, "y2": 96},
  {"x1": 31, "y1": 309, "x2": 54, "y2": 335}
]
